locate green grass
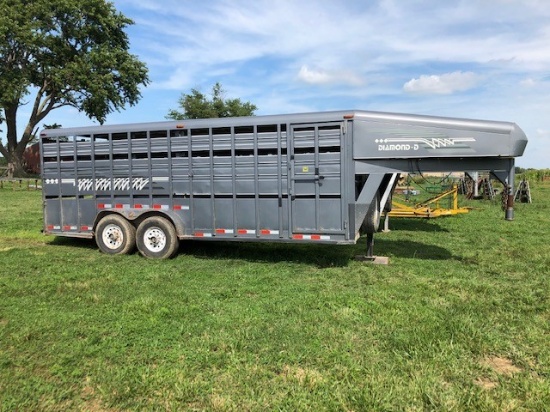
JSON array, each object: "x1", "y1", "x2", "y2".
[{"x1": 1, "y1": 183, "x2": 549, "y2": 411}]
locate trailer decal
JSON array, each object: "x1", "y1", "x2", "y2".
[
  {"x1": 77, "y1": 177, "x2": 150, "y2": 191},
  {"x1": 376, "y1": 137, "x2": 476, "y2": 152}
]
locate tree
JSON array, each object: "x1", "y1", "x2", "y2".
[
  {"x1": 167, "y1": 82, "x2": 257, "y2": 120},
  {"x1": 0, "y1": 0, "x2": 149, "y2": 176}
]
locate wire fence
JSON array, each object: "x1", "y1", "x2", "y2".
[{"x1": 0, "y1": 179, "x2": 42, "y2": 191}]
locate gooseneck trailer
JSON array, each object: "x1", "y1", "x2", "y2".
[{"x1": 40, "y1": 110, "x2": 527, "y2": 259}]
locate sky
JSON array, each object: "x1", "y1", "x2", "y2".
[{"x1": 12, "y1": 0, "x2": 550, "y2": 168}]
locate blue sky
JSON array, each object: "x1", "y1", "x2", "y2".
[{"x1": 16, "y1": 0, "x2": 550, "y2": 168}]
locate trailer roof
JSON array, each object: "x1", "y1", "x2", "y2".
[{"x1": 40, "y1": 110, "x2": 521, "y2": 137}]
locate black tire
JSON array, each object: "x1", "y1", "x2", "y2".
[
  {"x1": 136, "y1": 216, "x2": 179, "y2": 259},
  {"x1": 95, "y1": 214, "x2": 136, "y2": 255},
  {"x1": 362, "y1": 192, "x2": 381, "y2": 234}
]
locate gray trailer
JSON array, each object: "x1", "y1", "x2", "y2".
[{"x1": 39, "y1": 110, "x2": 527, "y2": 259}]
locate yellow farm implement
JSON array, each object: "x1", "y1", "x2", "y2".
[{"x1": 388, "y1": 185, "x2": 470, "y2": 218}]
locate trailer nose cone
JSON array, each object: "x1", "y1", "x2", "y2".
[{"x1": 511, "y1": 124, "x2": 528, "y2": 157}]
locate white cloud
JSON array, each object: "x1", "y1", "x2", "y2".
[
  {"x1": 297, "y1": 66, "x2": 364, "y2": 86},
  {"x1": 536, "y1": 128, "x2": 550, "y2": 140},
  {"x1": 298, "y1": 66, "x2": 333, "y2": 85},
  {"x1": 403, "y1": 71, "x2": 481, "y2": 95},
  {"x1": 520, "y1": 78, "x2": 537, "y2": 87}
]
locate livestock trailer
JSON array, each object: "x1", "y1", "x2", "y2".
[{"x1": 40, "y1": 110, "x2": 528, "y2": 259}]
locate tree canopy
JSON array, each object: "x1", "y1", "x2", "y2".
[
  {"x1": 167, "y1": 83, "x2": 257, "y2": 120},
  {"x1": 0, "y1": 0, "x2": 149, "y2": 176}
]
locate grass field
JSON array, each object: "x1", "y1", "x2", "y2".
[{"x1": 0, "y1": 180, "x2": 549, "y2": 411}]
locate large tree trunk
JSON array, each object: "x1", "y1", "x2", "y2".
[
  {"x1": 1, "y1": 103, "x2": 37, "y2": 177},
  {"x1": 5, "y1": 150, "x2": 30, "y2": 178}
]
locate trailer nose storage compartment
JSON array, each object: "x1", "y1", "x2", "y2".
[{"x1": 40, "y1": 110, "x2": 527, "y2": 259}]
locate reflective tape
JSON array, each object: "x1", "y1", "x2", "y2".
[
  {"x1": 292, "y1": 234, "x2": 331, "y2": 241},
  {"x1": 215, "y1": 229, "x2": 234, "y2": 234},
  {"x1": 194, "y1": 232, "x2": 213, "y2": 237},
  {"x1": 152, "y1": 204, "x2": 169, "y2": 210},
  {"x1": 237, "y1": 229, "x2": 255, "y2": 235},
  {"x1": 96, "y1": 204, "x2": 185, "y2": 211}
]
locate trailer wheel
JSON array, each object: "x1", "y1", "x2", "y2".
[
  {"x1": 95, "y1": 214, "x2": 136, "y2": 255},
  {"x1": 136, "y1": 216, "x2": 179, "y2": 259},
  {"x1": 362, "y1": 192, "x2": 381, "y2": 234}
]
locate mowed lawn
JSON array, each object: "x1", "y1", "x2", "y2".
[{"x1": 0, "y1": 181, "x2": 548, "y2": 411}]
